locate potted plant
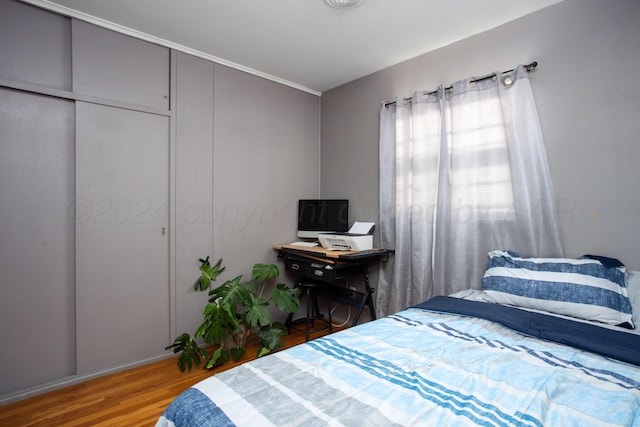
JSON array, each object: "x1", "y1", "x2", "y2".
[{"x1": 165, "y1": 257, "x2": 301, "y2": 371}]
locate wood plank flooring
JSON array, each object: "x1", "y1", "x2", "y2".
[{"x1": 0, "y1": 325, "x2": 341, "y2": 426}]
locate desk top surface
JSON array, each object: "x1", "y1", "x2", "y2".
[{"x1": 274, "y1": 244, "x2": 392, "y2": 260}]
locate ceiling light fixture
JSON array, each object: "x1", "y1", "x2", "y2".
[{"x1": 323, "y1": 0, "x2": 367, "y2": 9}]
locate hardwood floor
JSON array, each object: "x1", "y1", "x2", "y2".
[{"x1": 0, "y1": 326, "x2": 341, "y2": 426}]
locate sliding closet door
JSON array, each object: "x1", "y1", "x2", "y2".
[
  {"x1": 0, "y1": 88, "x2": 75, "y2": 395},
  {"x1": 75, "y1": 102, "x2": 169, "y2": 373},
  {"x1": 174, "y1": 51, "x2": 214, "y2": 334}
]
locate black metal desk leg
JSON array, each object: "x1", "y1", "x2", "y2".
[{"x1": 351, "y1": 268, "x2": 377, "y2": 326}]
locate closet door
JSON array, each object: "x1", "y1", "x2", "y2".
[
  {"x1": 0, "y1": 88, "x2": 75, "y2": 395},
  {"x1": 75, "y1": 102, "x2": 169, "y2": 373},
  {"x1": 174, "y1": 51, "x2": 214, "y2": 334}
]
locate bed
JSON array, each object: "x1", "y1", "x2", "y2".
[{"x1": 157, "y1": 252, "x2": 640, "y2": 426}]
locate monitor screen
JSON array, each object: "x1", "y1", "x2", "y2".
[{"x1": 297, "y1": 199, "x2": 349, "y2": 239}]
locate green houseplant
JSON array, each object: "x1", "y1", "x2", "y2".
[{"x1": 165, "y1": 257, "x2": 300, "y2": 371}]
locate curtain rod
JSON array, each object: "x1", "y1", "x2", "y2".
[{"x1": 382, "y1": 61, "x2": 538, "y2": 108}]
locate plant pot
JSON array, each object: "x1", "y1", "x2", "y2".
[{"x1": 224, "y1": 325, "x2": 248, "y2": 349}]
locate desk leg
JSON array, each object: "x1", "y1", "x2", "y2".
[
  {"x1": 352, "y1": 269, "x2": 377, "y2": 326},
  {"x1": 365, "y1": 273, "x2": 376, "y2": 321}
]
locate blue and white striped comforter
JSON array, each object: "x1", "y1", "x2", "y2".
[{"x1": 157, "y1": 304, "x2": 640, "y2": 426}]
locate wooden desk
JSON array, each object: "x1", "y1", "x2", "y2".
[
  {"x1": 274, "y1": 244, "x2": 391, "y2": 259},
  {"x1": 274, "y1": 244, "x2": 393, "y2": 326}
]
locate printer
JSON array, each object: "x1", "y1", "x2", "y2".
[{"x1": 318, "y1": 222, "x2": 374, "y2": 251}]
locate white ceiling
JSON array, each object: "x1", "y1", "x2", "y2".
[{"x1": 27, "y1": 0, "x2": 563, "y2": 94}]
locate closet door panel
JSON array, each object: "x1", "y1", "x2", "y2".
[
  {"x1": 72, "y1": 20, "x2": 169, "y2": 110},
  {"x1": 75, "y1": 102, "x2": 169, "y2": 374},
  {"x1": 0, "y1": 88, "x2": 75, "y2": 395},
  {"x1": 0, "y1": 0, "x2": 71, "y2": 90},
  {"x1": 175, "y1": 51, "x2": 214, "y2": 334}
]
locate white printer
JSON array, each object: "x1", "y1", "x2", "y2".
[{"x1": 318, "y1": 222, "x2": 374, "y2": 251}]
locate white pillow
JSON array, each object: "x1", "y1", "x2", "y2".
[{"x1": 626, "y1": 271, "x2": 640, "y2": 328}]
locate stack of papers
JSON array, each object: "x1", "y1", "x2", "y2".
[{"x1": 348, "y1": 222, "x2": 375, "y2": 234}]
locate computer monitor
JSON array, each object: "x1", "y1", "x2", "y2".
[{"x1": 297, "y1": 199, "x2": 349, "y2": 239}]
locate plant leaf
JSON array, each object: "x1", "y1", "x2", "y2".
[
  {"x1": 258, "y1": 322, "x2": 287, "y2": 354},
  {"x1": 166, "y1": 335, "x2": 209, "y2": 372},
  {"x1": 252, "y1": 263, "x2": 279, "y2": 281},
  {"x1": 245, "y1": 298, "x2": 270, "y2": 327},
  {"x1": 194, "y1": 257, "x2": 226, "y2": 291},
  {"x1": 240, "y1": 278, "x2": 259, "y2": 295},
  {"x1": 196, "y1": 301, "x2": 238, "y2": 345},
  {"x1": 229, "y1": 346, "x2": 246, "y2": 362},
  {"x1": 204, "y1": 345, "x2": 224, "y2": 369},
  {"x1": 164, "y1": 332, "x2": 190, "y2": 350},
  {"x1": 270, "y1": 283, "x2": 301, "y2": 313},
  {"x1": 208, "y1": 275, "x2": 252, "y2": 309},
  {"x1": 257, "y1": 346, "x2": 271, "y2": 358}
]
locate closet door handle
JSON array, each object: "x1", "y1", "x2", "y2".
[{"x1": 161, "y1": 227, "x2": 166, "y2": 235}]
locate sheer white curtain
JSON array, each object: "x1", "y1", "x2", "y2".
[{"x1": 378, "y1": 65, "x2": 563, "y2": 316}]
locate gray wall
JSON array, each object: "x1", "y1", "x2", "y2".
[
  {"x1": 321, "y1": 0, "x2": 640, "y2": 273},
  {"x1": 212, "y1": 63, "x2": 321, "y2": 276},
  {"x1": 0, "y1": 0, "x2": 319, "y2": 403}
]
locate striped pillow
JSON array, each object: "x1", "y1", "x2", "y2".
[{"x1": 482, "y1": 250, "x2": 634, "y2": 328}]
